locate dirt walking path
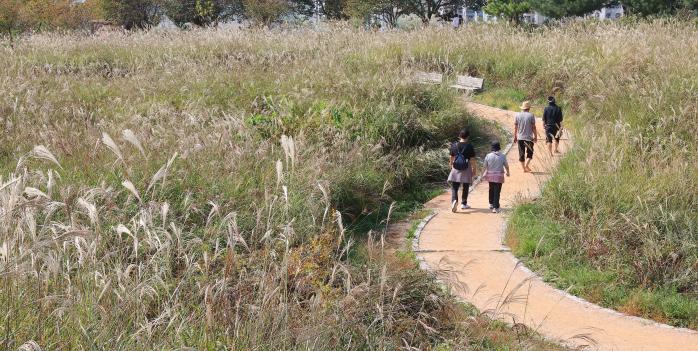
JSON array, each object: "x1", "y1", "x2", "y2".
[{"x1": 414, "y1": 102, "x2": 698, "y2": 350}]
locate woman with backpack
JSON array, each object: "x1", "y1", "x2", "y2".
[
  {"x1": 448, "y1": 129, "x2": 477, "y2": 212},
  {"x1": 483, "y1": 141, "x2": 510, "y2": 213}
]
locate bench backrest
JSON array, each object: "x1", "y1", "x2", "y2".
[
  {"x1": 415, "y1": 71, "x2": 443, "y2": 84},
  {"x1": 455, "y1": 75, "x2": 484, "y2": 89}
]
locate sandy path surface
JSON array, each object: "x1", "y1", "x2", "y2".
[{"x1": 415, "y1": 102, "x2": 698, "y2": 350}]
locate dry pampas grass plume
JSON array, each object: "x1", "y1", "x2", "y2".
[
  {"x1": 31, "y1": 145, "x2": 62, "y2": 169},
  {"x1": 102, "y1": 132, "x2": 124, "y2": 161},
  {"x1": 122, "y1": 129, "x2": 146, "y2": 156},
  {"x1": 17, "y1": 341, "x2": 43, "y2": 351}
]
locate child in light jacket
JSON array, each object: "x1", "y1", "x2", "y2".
[{"x1": 483, "y1": 141, "x2": 510, "y2": 213}]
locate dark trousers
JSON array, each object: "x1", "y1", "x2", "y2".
[
  {"x1": 488, "y1": 182, "x2": 503, "y2": 209},
  {"x1": 451, "y1": 182, "x2": 470, "y2": 205},
  {"x1": 545, "y1": 125, "x2": 560, "y2": 143},
  {"x1": 518, "y1": 140, "x2": 534, "y2": 162}
]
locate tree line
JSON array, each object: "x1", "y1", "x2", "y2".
[
  {"x1": 487, "y1": 0, "x2": 697, "y2": 24},
  {"x1": 1, "y1": 0, "x2": 697, "y2": 35}
]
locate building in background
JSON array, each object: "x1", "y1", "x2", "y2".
[
  {"x1": 450, "y1": 7, "x2": 497, "y2": 23},
  {"x1": 522, "y1": 12, "x2": 547, "y2": 24},
  {"x1": 594, "y1": 4, "x2": 625, "y2": 20},
  {"x1": 447, "y1": 4, "x2": 624, "y2": 27},
  {"x1": 521, "y1": 4, "x2": 625, "y2": 25}
]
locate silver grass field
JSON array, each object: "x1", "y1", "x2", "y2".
[{"x1": 1, "y1": 20, "x2": 697, "y2": 349}]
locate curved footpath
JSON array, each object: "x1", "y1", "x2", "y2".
[{"x1": 414, "y1": 102, "x2": 698, "y2": 350}]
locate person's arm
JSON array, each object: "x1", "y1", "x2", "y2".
[
  {"x1": 559, "y1": 108, "x2": 564, "y2": 128},
  {"x1": 470, "y1": 157, "x2": 477, "y2": 177},
  {"x1": 505, "y1": 163, "x2": 510, "y2": 176},
  {"x1": 513, "y1": 123, "x2": 518, "y2": 143},
  {"x1": 449, "y1": 144, "x2": 455, "y2": 167},
  {"x1": 543, "y1": 107, "x2": 549, "y2": 126},
  {"x1": 532, "y1": 116, "x2": 538, "y2": 142}
]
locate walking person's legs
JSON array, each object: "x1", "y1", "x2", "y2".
[
  {"x1": 450, "y1": 182, "x2": 460, "y2": 212},
  {"x1": 461, "y1": 183, "x2": 470, "y2": 209},
  {"x1": 518, "y1": 140, "x2": 528, "y2": 172},
  {"x1": 545, "y1": 125, "x2": 558, "y2": 157},
  {"x1": 488, "y1": 182, "x2": 495, "y2": 209},
  {"x1": 519, "y1": 140, "x2": 534, "y2": 172},
  {"x1": 493, "y1": 182, "x2": 503, "y2": 210},
  {"x1": 518, "y1": 140, "x2": 526, "y2": 172},
  {"x1": 545, "y1": 127, "x2": 554, "y2": 157},
  {"x1": 489, "y1": 182, "x2": 503, "y2": 212}
]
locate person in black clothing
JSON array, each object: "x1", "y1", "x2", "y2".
[
  {"x1": 447, "y1": 129, "x2": 477, "y2": 212},
  {"x1": 542, "y1": 96, "x2": 564, "y2": 156}
]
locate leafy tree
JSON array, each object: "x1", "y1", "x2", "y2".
[
  {"x1": 0, "y1": 0, "x2": 102, "y2": 35},
  {"x1": 69, "y1": 0, "x2": 106, "y2": 28},
  {"x1": 621, "y1": 0, "x2": 696, "y2": 15},
  {"x1": 345, "y1": 0, "x2": 408, "y2": 27},
  {"x1": 159, "y1": 0, "x2": 242, "y2": 27},
  {"x1": 320, "y1": 0, "x2": 349, "y2": 19},
  {"x1": 346, "y1": 0, "x2": 489, "y2": 26},
  {"x1": 290, "y1": 0, "x2": 317, "y2": 17},
  {"x1": 402, "y1": 0, "x2": 467, "y2": 23},
  {"x1": 0, "y1": 0, "x2": 25, "y2": 37},
  {"x1": 529, "y1": 0, "x2": 607, "y2": 18},
  {"x1": 242, "y1": 0, "x2": 291, "y2": 25},
  {"x1": 483, "y1": 0, "x2": 531, "y2": 23},
  {"x1": 102, "y1": 0, "x2": 160, "y2": 29}
]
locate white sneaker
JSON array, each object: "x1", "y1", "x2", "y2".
[
  {"x1": 489, "y1": 204, "x2": 494, "y2": 209},
  {"x1": 451, "y1": 200, "x2": 458, "y2": 213},
  {"x1": 492, "y1": 208, "x2": 497, "y2": 213},
  {"x1": 460, "y1": 204, "x2": 470, "y2": 210}
]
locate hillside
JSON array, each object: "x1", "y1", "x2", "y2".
[
  {"x1": 0, "y1": 27, "x2": 562, "y2": 350},
  {"x1": 1, "y1": 20, "x2": 696, "y2": 349}
]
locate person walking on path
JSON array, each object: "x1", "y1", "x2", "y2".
[
  {"x1": 514, "y1": 101, "x2": 538, "y2": 173},
  {"x1": 483, "y1": 141, "x2": 510, "y2": 213},
  {"x1": 448, "y1": 129, "x2": 477, "y2": 212},
  {"x1": 543, "y1": 96, "x2": 563, "y2": 156}
]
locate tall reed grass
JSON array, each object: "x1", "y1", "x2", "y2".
[
  {"x1": 3, "y1": 19, "x2": 694, "y2": 347},
  {"x1": 0, "y1": 25, "x2": 565, "y2": 350}
]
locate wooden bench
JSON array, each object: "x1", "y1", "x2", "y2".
[
  {"x1": 451, "y1": 75, "x2": 484, "y2": 91},
  {"x1": 414, "y1": 71, "x2": 443, "y2": 85}
]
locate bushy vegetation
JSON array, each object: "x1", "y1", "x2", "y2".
[
  {"x1": 2, "y1": 18, "x2": 696, "y2": 350},
  {"x1": 0, "y1": 27, "x2": 567, "y2": 350},
  {"x1": 0, "y1": 0, "x2": 102, "y2": 34},
  {"x1": 2, "y1": 0, "x2": 696, "y2": 37}
]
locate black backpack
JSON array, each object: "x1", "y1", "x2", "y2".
[{"x1": 453, "y1": 144, "x2": 470, "y2": 171}]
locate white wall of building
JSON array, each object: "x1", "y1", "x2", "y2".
[
  {"x1": 450, "y1": 5, "x2": 624, "y2": 26},
  {"x1": 596, "y1": 5, "x2": 625, "y2": 20}
]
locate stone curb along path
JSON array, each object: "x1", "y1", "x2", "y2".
[{"x1": 414, "y1": 101, "x2": 698, "y2": 351}]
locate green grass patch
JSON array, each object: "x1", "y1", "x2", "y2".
[{"x1": 509, "y1": 203, "x2": 698, "y2": 329}]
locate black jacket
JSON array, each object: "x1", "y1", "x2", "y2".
[{"x1": 543, "y1": 103, "x2": 563, "y2": 126}]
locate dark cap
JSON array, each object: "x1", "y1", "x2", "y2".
[
  {"x1": 547, "y1": 96, "x2": 556, "y2": 103},
  {"x1": 491, "y1": 141, "x2": 501, "y2": 151}
]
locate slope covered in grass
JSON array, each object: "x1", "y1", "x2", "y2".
[
  {"x1": 0, "y1": 28, "x2": 565, "y2": 350},
  {"x1": 3, "y1": 19, "x2": 694, "y2": 348}
]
